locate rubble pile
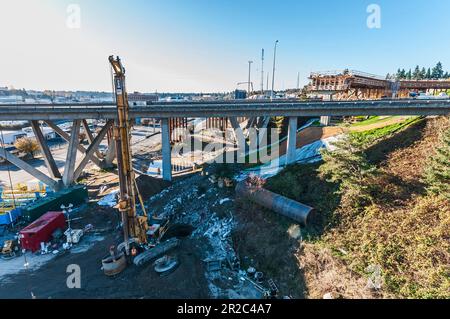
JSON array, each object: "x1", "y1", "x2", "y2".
[{"x1": 143, "y1": 171, "x2": 270, "y2": 299}]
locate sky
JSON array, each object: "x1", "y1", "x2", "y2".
[{"x1": 1, "y1": 0, "x2": 450, "y2": 93}]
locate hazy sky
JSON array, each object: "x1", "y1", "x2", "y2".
[{"x1": 1, "y1": 0, "x2": 450, "y2": 93}]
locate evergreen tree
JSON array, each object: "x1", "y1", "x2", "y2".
[
  {"x1": 406, "y1": 69, "x2": 412, "y2": 80},
  {"x1": 399, "y1": 69, "x2": 407, "y2": 79},
  {"x1": 424, "y1": 127, "x2": 450, "y2": 199},
  {"x1": 413, "y1": 65, "x2": 421, "y2": 79},
  {"x1": 320, "y1": 135, "x2": 378, "y2": 209},
  {"x1": 420, "y1": 67, "x2": 427, "y2": 79},
  {"x1": 426, "y1": 68, "x2": 432, "y2": 79},
  {"x1": 432, "y1": 62, "x2": 444, "y2": 79}
]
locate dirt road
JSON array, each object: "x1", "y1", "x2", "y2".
[{"x1": 0, "y1": 201, "x2": 209, "y2": 299}]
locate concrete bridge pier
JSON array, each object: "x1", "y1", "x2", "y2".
[
  {"x1": 286, "y1": 117, "x2": 298, "y2": 166},
  {"x1": 161, "y1": 118, "x2": 172, "y2": 182},
  {"x1": 31, "y1": 120, "x2": 62, "y2": 179},
  {"x1": 103, "y1": 141, "x2": 116, "y2": 168},
  {"x1": 62, "y1": 120, "x2": 81, "y2": 186},
  {"x1": 0, "y1": 119, "x2": 114, "y2": 191},
  {"x1": 320, "y1": 116, "x2": 331, "y2": 126}
]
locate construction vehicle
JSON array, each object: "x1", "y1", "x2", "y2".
[
  {"x1": 108, "y1": 55, "x2": 149, "y2": 251},
  {"x1": 1, "y1": 239, "x2": 20, "y2": 260},
  {"x1": 102, "y1": 56, "x2": 178, "y2": 276}
]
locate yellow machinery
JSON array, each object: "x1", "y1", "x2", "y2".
[
  {"x1": 0, "y1": 183, "x2": 47, "y2": 214},
  {"x1": 102, "y1": 56, "x2": 178, "y2": 276},
  {"x1": 1, "y1": 239, "x2": 20, "y2": 259},
  {"x1": 109, "y1": 56, "x2": 149, "y2": 253},
  {"x1": 1, "y1": 184, "x2": 46, "y2": 203}
]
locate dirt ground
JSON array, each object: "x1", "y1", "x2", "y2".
[
  {"x1": 0, "y1": 235, "x2": 209, "y2": 299},
  {"x1": 0, "y1": 174, "x2": 210, "y2": 299}
]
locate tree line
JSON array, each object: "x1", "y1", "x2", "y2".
[{"x1": 386, "y1": 62, "x2": 449, "y2": 80}]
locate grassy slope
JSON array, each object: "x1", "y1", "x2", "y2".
[
  {"x1": 264, "y1": 116, "x2": 450, "y2": 299},
  {"x1": 349, "y1": 116, "x2": 393, "y2": 127}
]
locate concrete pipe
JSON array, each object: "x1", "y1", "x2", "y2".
[
  {"x1": 236, "y1": 181, "x2": 315, "y2": 226},
  {"x1": 102, "y1": 252, "x2": 127, "y2": 276}
]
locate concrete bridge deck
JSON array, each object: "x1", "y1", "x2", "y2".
[{"x1": 0, "y1": 99, "x2": 449, "y2": 121}]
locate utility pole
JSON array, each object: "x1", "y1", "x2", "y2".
[
  {"x1": 297, "y1": 72, "x2": 300, "y2": 90},
  {"x1": 261, "y1": 49, "x2": 265, "y2": 94},
  {"x1": 248, "y1": 61, "x2": 253, "y2": 95},
  {"x1": 266, "y1": 73, "x2": 270, "y2": 92},
  {"x1": 271, "y1": 40, "x2": 279, "y2": 100}
]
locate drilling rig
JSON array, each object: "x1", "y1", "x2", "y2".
[
  {"x1": 109, "y1": 55, "x2": 149, "y2": 252},
  {"x1": 101, "y1": 56, "x2": 179, "y2": 276}
]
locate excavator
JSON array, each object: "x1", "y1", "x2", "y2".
[{"x1": 101, "y1": 56, "x2": 177, "y2": 276}]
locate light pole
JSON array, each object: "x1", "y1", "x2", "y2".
[
  {"x1": 61, "y1": 203, "x2": 74, "y2": 230},
  {"x1": 271, "y1": 40, "x2": 279, "y2": 100},
  {"x1": 248, "y1": 61, "x2": 253, "y2": 96},
  {"x1": 261, "y1": 49, "x2": 265, "y2": 94}
]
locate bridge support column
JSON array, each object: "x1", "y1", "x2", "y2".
[
  {"x1": 320, "y1": 116, "x2": 331, "y2": 126},
  {"x1": 286, "y1": 117, "x2": 298, "y2": 166},
  {"x1": 161, "y1": 118, "x2": 172, "y2": 182},
  {"x1": 0, "y1": 148, "x2": 60, "y2": 191},
  {"x1": 45, "y1": 120, "x2": 104, "y2": 169},
  {"x1": 229, "y1": 117, "x2": 246, "y2": 145},
  {"x1": 63, "y1": 120, "x2": 81, "y2": 186},
  {"x1": 73, "y1": 120, "x2": 113, "y2": 182},
  {"x1": 31, "y1": 120, "x2": 62, "y2": 179},
  {"x1": 256, "y1": 117, "x2": 271, "y2": 129},
  {"x1": 82, "y1": 119, "x2": 103, "y2": 159},
  {"x1": 104, "y1": 140, "x2": 116, "y2": 168}
]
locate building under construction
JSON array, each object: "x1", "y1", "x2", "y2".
[{"x1": 308, "y1": 69, "x2": 450, "y2": 100}]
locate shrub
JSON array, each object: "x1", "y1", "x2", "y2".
[
  {"x1": 319, "y1": 135, "x2": 378, "y2": 211},
  {"x1": 14, "y1": 137, "x2": 40, "y2": 159}
]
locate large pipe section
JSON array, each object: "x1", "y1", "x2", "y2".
[{"x1": 236, "y1": 181, "x2": 315, "y2": 226}]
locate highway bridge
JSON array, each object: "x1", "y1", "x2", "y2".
[
  {"x1": 0, "y1": 99, "x2": 449, "y2": 120},
  {"x1": 0, "y1": 99, "x2": 449, "y2": 190}
]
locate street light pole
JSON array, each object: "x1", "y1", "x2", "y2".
[
  {"x1": 261, "y1": 49, "x2": 265, "y2": 94},
  {"x1": 248, "y1": 61, "x2": 253, "y2": 96},
  {"x1": 271, "y1": 40, "x2": 279, "y2": 100}
]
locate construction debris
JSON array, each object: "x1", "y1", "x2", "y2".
[
  {"x1": 64, "y1": 229, "x2": 84, "y2": 244},
  {"x1": 98, "y1": 190, "x2": 119, "y2": 207}
]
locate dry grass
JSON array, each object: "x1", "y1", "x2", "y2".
[
  {"x1": 323, "y1": 116, "x2": 450, "y2": 298},
  {"x1": 299, "y1": 243, "x2": 380, "y2": 299},
  {"x1": 384, "y1": 116, "x2": 450, "y2": 185},
  {"x1": 326, "y1": 196, "x2": 450, "y2": 298},
  {"x1": 263, "y1": 116, "x2": 450, "y2": 299}
]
